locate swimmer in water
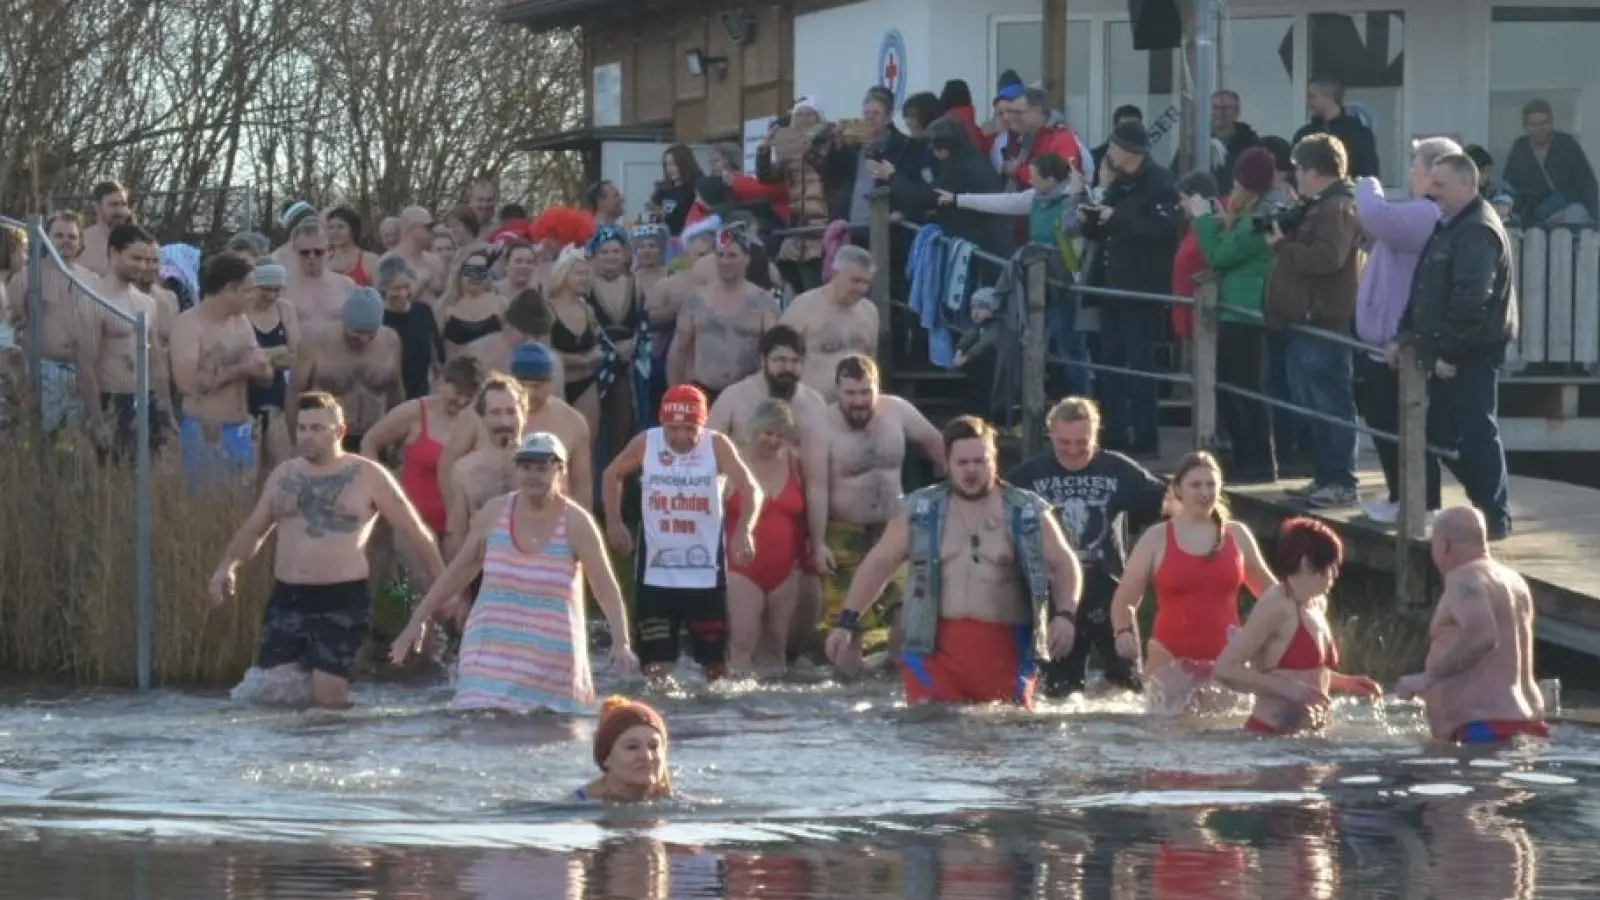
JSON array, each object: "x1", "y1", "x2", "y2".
[
  {"x1": 1213, "y1": 518, "x2": 1383, "y2": 734},
  {"x1": 575, "y1": 696, "x2": 671, "y2": 802},
  {"x1": 1397, "y1": 506, "x2": 1549, "y2": 745},
  {"x1": 1109, "y1": 452, "x2": 1276, "y2": 705}
]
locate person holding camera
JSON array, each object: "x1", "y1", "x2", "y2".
[
  {"x1": 1262, "y1": 134, "x2": 1364, "y2": 509},
  {"x1": 1077, "y1": 122, "x2": 1181, "y2": 459}
]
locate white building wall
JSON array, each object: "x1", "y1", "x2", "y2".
[{"x1": 793, "y1": 0, "x2": 934, "y2": 124}]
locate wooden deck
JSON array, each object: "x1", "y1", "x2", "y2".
[{"x1": 1141, "y1": 428, "x2": 1600, "y2": 658}]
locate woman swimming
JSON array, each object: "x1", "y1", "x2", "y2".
[
  {"x1": 1110, "y1": 452, "x2": 1275, "y2": 700},
  {"x1": 576, "y1": 696, "x2": 672, "y2": 803},
  {"x1": 1213, "y1": 517, "x2": 1382, "y2": 734}
]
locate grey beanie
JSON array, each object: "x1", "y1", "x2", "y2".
[{"x1": 343, "y1": 286, "x2": 385, "y2": 331}]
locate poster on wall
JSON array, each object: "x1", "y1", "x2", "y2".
[
  {"x1": 592, "y1": 62, "x2": 622, "y2": 128},
  {"x1": 878, "y1": 29, "x2": 907, "y2": 107},
  {"x1": 743, "y1": 116, "x2": 777, "y2": 172}
]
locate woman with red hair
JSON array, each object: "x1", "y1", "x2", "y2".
[{"x1": 1213, "y1": 517, "x2": 1383, "y2": 735}]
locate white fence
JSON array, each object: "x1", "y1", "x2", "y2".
[{"x1": 1508, "y1": 227, "x2": 1600, "y2": 370}]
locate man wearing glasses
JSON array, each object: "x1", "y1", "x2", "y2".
[
  {"x1": 384, "y1": 206, "x2": 447, "y2": 303},
  {"x1": 284, "y1": 220, "x2": 355, "y2": 344}
]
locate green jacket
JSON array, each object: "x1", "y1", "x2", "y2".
[{"x1": 1191, "y1": 214, "x2": 1270, "y2": 324}]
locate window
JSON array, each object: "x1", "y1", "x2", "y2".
[
  {"x1": 1489, "y1": 8, "x2": 1600, "y2": 222},
  {"x1": 1306, "y1": 12, "x2": 1405, "y2": 180},
  {"x1": 1106, "y1": 21, "x2": 1179, "y2": 168},
  {"x1": 1066, "y1": 21, "x2": 1091, "y2": 137},
  {"x1": 1219, "y1": 17, "x2": 1298, "y2": 151},
  {"x1": 992, "y1": 17, "x2": 1042, "y2": 99}
]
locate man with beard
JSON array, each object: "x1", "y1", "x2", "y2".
[
  {"x1": 79, "y1": 181, "x2": 133, "y2": 277},
  {"x1": 9, "y1": 212, "x2": 92, "y2": 434},
  {"x1": 666, "y1": 228, "x2": 777, "y2": 406},
  {"x1": 602, "y1": 385, "x2": 763, "y2": 682},
  {"x1": 296, "y1": 287, "x2": 403, "y2": 452},
  {"x1": 642, "y1": 221, "x2": 716, "y2": 420},
  {"x1": 284, "y1": 220, "x2": 356, "y2": 344},
  {"x1": 824, "y1": 416, "x2": 1080, "y2": 707},
  {"x1": 74, "y1": 224, "x2": 174, "y2": 460},
  {"x1": 209, "y1": 391, "x2": 447, "y2": 709},
  {"x1": 126, "y1": 233, "x2": 182, "y2": 355},
  {"x1": 438, "y1": 342, "x2": 591, "y2": 511},
  {"x1": 469, "y1": 178, "x2": 500, "y2": 238},
  {"x1": 1005, "y1": 396, "x2": 1166, "y2": 697},
  {"x1": 445, "y1": 375, "x2": 528, "y2": 560},
  {"x1": 808, "y1": 354, "x2": 945, "y2": 646},
  {"x1": 777, "y1": 245, "x2": 879, "y2": 403}
]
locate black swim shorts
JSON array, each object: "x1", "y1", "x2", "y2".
[
  {"x1": 258, "y1": 579, "x2": 373, "y2": 679},
  {"x1": 632, "y1": 537, "x2": 728, "y2": 670}
]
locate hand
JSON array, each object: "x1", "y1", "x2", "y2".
[
  {"x1": 1395, "y1": 672, "x2": 1432, "y2": 700},
  {"x1": 265, "y1": 345, "x2": 294, "y2": 367},
  {"x1": 1265, "y1": 221, "x2": 1285, "y2": 246},
  {"x1": 1183, "y1": 195, "x2": 1212, "y2": 218},
  {"x1": 1113, "y1": 628, "x2": 1141, "y2": 662},
  {"x1": 1097, "y1": 205, "x2": 1114, "y2": 224},
  {"x1": 1047, "y1": 615, "x2": 1077, "y2": 660},
  {"x1": 245, "y1": 346, "x2": 273, "y2": 378},
  {"x1": 1343, "y1": 675, "x2": 1384, "y2": 700},
  {"x1": 868, "y1": 160, "x2": 895, "y2": 181},
  {"x1": 824, "y1": 627, "x2": 859, "y2": 670},
  {"x1": 1433, "y1": 359, "x2": 1456, "y2": 380},
  {"x1": 1281, "y1": 679, "x2": 1333, "y2": 709},
  {"x1": 607, "y1": 521, "x2": 634, "y2": 555},
  {"x1": 588, "y1": 346, "x2": 604, "y2": 363},
  {"x1": 1066, "y1": 165, "x2": 1086, "y2": 196},
  {"x1": 935, "y1": 189, "x2": 956, "y2": 207},
  {"x1": 812, "y1": 544, "x2": 836, "y2": 575},
  {"x1": 389, "y1": 622, "x2": 423, "y2": 665},
  {"x1": 721, "y1": 168, "x2": 737, "y2": 186},
  {"x1": 615, "y1": 339, "x2": 636, "y2": 364},
  {"x1": 1383, "y1": 342, "x2": 1401, "y2": 369},
  {"x1": 1076, "y1": 205, "x2": 1098, "y2": 223},
  {"x1": 608, "y1": 641, "x2": 640, "y2": 676},
  {"x1": 730, "y1": 527, "x2": 755, "y2": 566},
  {"x1": 437, "y1": 592, "x2": 463, "y2": 623},
  {"x1": 208, "y1": 567, "x2": 235, "y2": 606}
]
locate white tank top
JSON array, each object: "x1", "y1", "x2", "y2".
[{"x1": 640, "y1": 427, "x2": 724, "y2": 589}]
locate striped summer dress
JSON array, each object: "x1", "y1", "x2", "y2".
[{"x1": 453, "y1": 493, "x2": 596, "y2": 714}]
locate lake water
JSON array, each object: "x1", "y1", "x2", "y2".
[{"x1": 0, "y1": 671, "x2": 1594, "y2": 899}]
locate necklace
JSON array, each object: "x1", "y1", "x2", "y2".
[{"x1": 950, "y1": 503, "x2": 988, "y2": 564}]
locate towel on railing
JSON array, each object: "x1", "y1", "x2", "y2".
[{"x1": 907, "y1": 225, "x2": 953, "y2": 367}]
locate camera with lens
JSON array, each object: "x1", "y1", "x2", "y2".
[{"x1": 1251, "y1": 203, "x2": 1307, "y2": 236}]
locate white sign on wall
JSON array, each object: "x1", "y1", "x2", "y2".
[
  {"x1": 592, "y1": 62, "x2": 622, "y2": 128},
  {"x1": 742, "y1": 116, "x2": 776, "y2": 173}
]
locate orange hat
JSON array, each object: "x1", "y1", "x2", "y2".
[
  {"x1": 659, "y1": 385, "x2": 709, "y2": 426},
  {"x1": 593, "y1": 696, "x2": 667, "y2": 769}
]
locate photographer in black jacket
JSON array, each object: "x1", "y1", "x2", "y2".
[{"x1": 1391, "y1": 152, "x2": 1517, "y2": 540}]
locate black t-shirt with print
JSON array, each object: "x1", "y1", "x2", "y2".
[{"x1": 1007, "y1": 449, "x2": 1166, "y2": 578}]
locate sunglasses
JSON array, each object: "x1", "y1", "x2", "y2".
[
  {"x1": 298, "y1": 248, "x2": 327, "y2": 258},
  {"x1": 461, "y1": 263, "x2": 491, "y2": 281}
]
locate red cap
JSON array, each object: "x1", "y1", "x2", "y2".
[{"x1": 659, "y1": 385, "x2": 709, "y2": 426}]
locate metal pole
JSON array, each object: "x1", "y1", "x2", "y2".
[
  {"x1": 134, "y1": 311, "x2": 152, "y2": 691},
  {"x1": 24, "y1": 215, "x2": 44, "y2": 432},
  {"x1": 1192, "y1": 0, "x2": 1219, "y2": 174}
]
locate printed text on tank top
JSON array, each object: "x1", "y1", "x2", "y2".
[{"x1": 640, "y1": 428, "x2": 725, "y2": 589}]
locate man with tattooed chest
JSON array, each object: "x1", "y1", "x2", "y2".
[
  {"x1": 169, "y1": 254, "x2": 275, "y2": 493},
  {"x1": 666, "y1": 229, "x2": 778, "y2": 406},
  {"x1": 209, "y1": 392, "x2": 446, "y2": 708},
  {"x1": 297, "y1": 287, "x2": 403, "y2": 452},
  {"x1": 777, "y1": 246, "x2": 880, "y2": 403},
  {"x1": 806, "y1": 355, "x2": 946, "y2": 647}
]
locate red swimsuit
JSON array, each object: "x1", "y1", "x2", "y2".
[
  {"x1": 725, "y1": 461, "x2": 806, "y2": 593},
  {"x1": 1150, "y1": 522, "x2": 1244, "y2": 663},
  {"x1": 1244, "y1": 613, "x2": 1341, "y2": 735},
  {"x1": 398, "y1": 403, "x2": 447, "y2": 536}
]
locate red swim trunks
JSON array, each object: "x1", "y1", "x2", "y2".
[
  {"x1": 898, "y1": 618, "x2": 1037, "y2": 709},
  {"x1": 1451, "y1": 719, "x2": 1551, "y2": 744}
]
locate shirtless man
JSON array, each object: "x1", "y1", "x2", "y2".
[
  {"x1": 378, "y1": 216, "x2": 403, "y2": 253},
  {"x1": 642, "y1": 222, "x2": 715, "y2": 419},
  {"x1": 209, "y1": 391, "x2": 446, "y2": 708},
  {"x1": 808, "y1": 354, "x2": 947, "y2": 641},
  {"x1": 824, "y1": 416, "x2": 1079, "y2": 706},
  {"x1": 383, "y1": 206, "x2": 447, "y2": 302},
  {"x1": 469, "y1": 178, "x2": 500, "y2": 238},
  {"x1": 282, "y1": 220, "x2": 354, "y2": 345},
  {"x1": 74, "y1": 224, "x2": 173, "y2": 460},
  {"x1": 169, "y1": 253, "x2": 275, "y2": 492},
  {"x1": 9, "y1": 212, "x2": 93, "y2": 432},
  {"x1": 444, "y1": 375, "x2": 527, "y2": 560},
  {"x1": 460, "y1": 287, "x2": 564, "y2": 386},
  {"x1": 296, "y1": 287, "x2": 402, "y2": 452},
  {"x1": 438, "y1": 342, "x2": 592, "y2": 510},
  {"x1": 666, "y1": 228, "x2": 777, "y2": 406},
  {"x1": 127, "y1": 237, "x2": 181, "y2": 354},
  {"x1": 1397, "y1": 506, "x2": 1548, "y2": 745},
  {"x1": 78, "y1": 181, "x2": 133, "y2": 277},
  {"x1": 777, "y1": 245, "x2": 879, "y2": 402}
]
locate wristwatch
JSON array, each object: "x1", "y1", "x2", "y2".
[{"x1": 834, "y1": 609, "x2": 862, "y2": 633}]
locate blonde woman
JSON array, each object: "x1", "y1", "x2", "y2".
[
  {"x1": 723, "y1": 399, "x2": 808, "y2": 675},
  {"x1": 434, "y1": 245, "x2": 507, "y2": 362},
  {"x1": 546, "y1": 245, "x2": 605, "y2": 441}
]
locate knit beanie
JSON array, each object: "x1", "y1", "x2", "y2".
[
  {"x1": 593, "y1": 696, "x2": 667, "y2": 769},
  {"x1": 1232, "y1": 147, "x2": 1277, "y2": 194}
]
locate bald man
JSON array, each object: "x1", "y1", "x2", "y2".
[
  {"x1": 1396, "y1": 506, "x2": 1547, "y2": 745},
  {"x1": 383, "y1": 206, "x2": 446, "y2": 303}
]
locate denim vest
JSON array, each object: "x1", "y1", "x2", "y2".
[{"x1": 901, "y1": 482, "x2": 1055, "y2": 658}]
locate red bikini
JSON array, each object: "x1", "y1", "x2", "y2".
[{"x1": 1244, "y1": 612, "x2": 1341, "y2": 735}]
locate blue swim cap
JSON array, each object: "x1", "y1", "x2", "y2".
[{"x1": 510, "y1": 342, "x2": 554, "y2": 381}]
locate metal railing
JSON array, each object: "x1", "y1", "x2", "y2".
[{"x1": 4, "y1": 214, "x2": 154, "y2": 691}]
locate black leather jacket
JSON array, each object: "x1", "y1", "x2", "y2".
[
  {"x1": 1079, "y1": 159, "x2": 1181, "y2": 295},
  {"x1": 1400, "y1": 196, "x2": 1517, "y2": 367}
]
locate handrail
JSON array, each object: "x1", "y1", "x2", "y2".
[{"x1": 3, "y1": 213, "x2": 153, "y2": 692}]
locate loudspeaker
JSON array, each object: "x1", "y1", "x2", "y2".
[{"x1": 1127, "y1": 0, "x2": 1183, "y2": 51}]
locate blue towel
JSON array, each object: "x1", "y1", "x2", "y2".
[
  {"x1": 178, "y1": 417, "x2": 255, "y2": 496},
  {"x1": 908, "y1": 226, "x2": 958, "y2": 368}
]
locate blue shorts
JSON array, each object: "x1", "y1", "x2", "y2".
[{"x1": 178, "y1": 416, "x2": 256, "y2": 495}]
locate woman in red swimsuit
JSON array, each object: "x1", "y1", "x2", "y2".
[
  {"x1": 724, "y1": 399, "x2": 807, "y2": 675},
  {"x1": 324, "y1": 206, "x2": 381, "y2": 288},
  {"x1": 360, "y1": 356, "x2": 488, "y2": 538},
  {"x1": 1214, "y1": 517, "x2": 1383, "y2": 734},
  {"x1": 1111, "y1": 452, "x2": 1276, "y2": 690}
]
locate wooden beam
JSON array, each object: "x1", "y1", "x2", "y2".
[{"x1": 1042, "y1": 0, "x2": 1068, "y2": 110}]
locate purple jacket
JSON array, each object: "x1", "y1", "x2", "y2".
[{"x1": 1354, "y1": 177, "x2": 1440, "y2": 355}]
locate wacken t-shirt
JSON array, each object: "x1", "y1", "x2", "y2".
[{"x1": 1006, "y1": 450, "x2": 1167, "y2": 578}]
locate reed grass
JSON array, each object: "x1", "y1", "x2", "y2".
[
  {"x1": 1330, "y1": 612, "x2": 1431, "y2": 685},
  {"x1": 0, "y1": 431, "x2": 270, "y2": 686}
]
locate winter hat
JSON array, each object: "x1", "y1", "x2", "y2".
[
  {"x1": 1110, "y1": 121, "x2": 1150, "y2": 155},
  {"x1": 1232, "y1": 147, "x2": 1277, "y2": 194},
  {"x1": 593, "y1": 696, "x2": 667, "y2": 769}
]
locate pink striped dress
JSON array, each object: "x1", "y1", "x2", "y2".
[{"x1": 453, "y1": 493, "x2": 596, "y2": 714}]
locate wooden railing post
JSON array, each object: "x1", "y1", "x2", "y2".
[
  {"x1": 1396, "y1": 344, "x2": 1431, "y2": 611},
  {"x1": 1189, "y1": 277, "x2": 1220, "y2": 452},
  {"x1": 868, "y1": 187, "x2": 894, "y2": 370},
  {"x1": 1023, "y1": 258, "x2": 1049, "y2": 458}
]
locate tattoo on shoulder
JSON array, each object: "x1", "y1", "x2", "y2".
[{"x1": 278, "y1": 463, "x2": 363, "y2": 536}]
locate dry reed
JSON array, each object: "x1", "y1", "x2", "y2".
[{"x1": 0, "y1": 431, "x2": 270, "y2": 686}]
